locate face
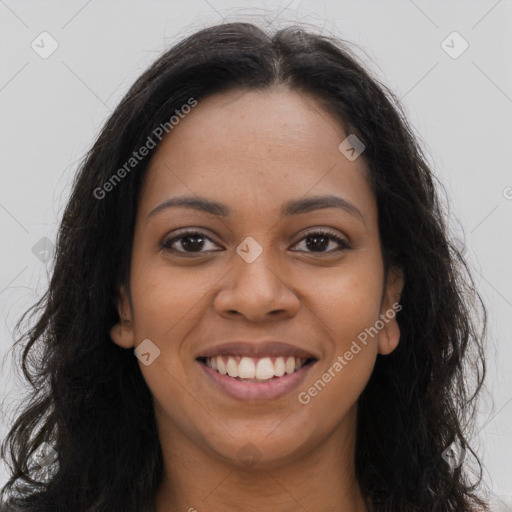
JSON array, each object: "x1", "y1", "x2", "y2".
[{"x1": 111, "y1": 86, "x2": 403, "y2": 469}]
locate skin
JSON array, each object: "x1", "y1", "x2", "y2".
[{"x1": 110, "y1": 86, "x2": 404, "y2": 512}]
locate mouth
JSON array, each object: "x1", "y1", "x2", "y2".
[
  {"x1": 196, "y1": 355, "x2": 318, "y2": 401},
  {"x1": 197, "y1": 355, "x2": 316, "y2": 381}
]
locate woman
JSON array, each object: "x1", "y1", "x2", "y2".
[{"x1": 1, "y1": 21, "x2": 488, "y2": 512}]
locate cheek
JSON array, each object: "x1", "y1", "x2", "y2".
[
  {"x1": 128, "y1": 255, "x2": 219, "y2": 339},
  {"x1": 128, "y1": 267, "x2": 199, "y2": 419},
  {"x1": 299, "y1": 251, "x2": 384, "y2": 348},
  {"x1": 127, "y1": 258, "x2": 228, "y2": 403},
  {"x1": 297, "y1": 284, "x2": 379, "y2": 423},
  {"x1": 293, "y1": 252, "x2": 383, "y2": 410}
]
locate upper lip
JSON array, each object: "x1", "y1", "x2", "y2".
[{"x1": 195, "y1": 341, "x2": 318, "y2": 360}]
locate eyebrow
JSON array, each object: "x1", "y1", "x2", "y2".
[{"x1": 147, "y1": 194, "x2": 365, "y2": 224}]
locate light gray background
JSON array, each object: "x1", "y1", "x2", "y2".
[{"x1": 1, "y1": 1, "x2": 511, "y2": 510}]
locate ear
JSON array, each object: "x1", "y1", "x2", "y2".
[
  {"x1": 377, "y1": 266, "x2": 404, "y2": 356},
  {"x1": 110, "y1": 285, "x2": 135, "y2": 349}
]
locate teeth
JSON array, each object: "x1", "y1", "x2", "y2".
[
  {"x1": 217, "y1": 357, "x2": 227, "y2": 375},
  {"x1": 226, "y1": 357, "x2": 238, "y2": 378},
  {"x1": 238, "y1": 357, "x2": 256, "y2": 378},
  {"x1": 274, "y1": 357, "x2": 285, "y2": 376},
  {"x1": 205, "y1": 355, "x2": 308, "y2": 380},
  {"x1": 285, "y1": 357, "x2": 295, "y2": 374},
  {"x1": 255, "y1": 357, "x2": 274, "y2": 380}
]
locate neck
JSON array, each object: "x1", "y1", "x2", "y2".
[{"x1": 154, "y1": 404, "x2": 369, "y2": 512}]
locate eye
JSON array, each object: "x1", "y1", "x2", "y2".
[
  {"x1": 161, "y1": 229, "x2": 222, "y2": 257},
  {"x1": 161, "y1": 228, "x2": 351, "y2": 258},
  {"x1": 291, "y1": 229, "x2": 351, "y2": 255}
]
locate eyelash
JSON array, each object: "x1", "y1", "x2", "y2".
[{"x1": 160, "y1": 228, "x2": 351, "y2": 258}]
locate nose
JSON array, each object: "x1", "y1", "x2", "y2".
[{"x1": 213, "y1": 252, "x2": 300, "y2": 323}]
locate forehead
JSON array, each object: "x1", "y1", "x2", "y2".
[{"x1": 139, "y1": 87, "x2": 375, "y2": 223}]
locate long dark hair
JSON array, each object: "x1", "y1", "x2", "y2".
[{"x1": 1, "y1": 21, "x2": 488, "y2": 512}]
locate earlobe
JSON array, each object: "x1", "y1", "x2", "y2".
[
  {"x1": 110, "y1": 320, "x2": 135, "y2": 349},
  {"x1": 377, "y1": 317, "x2": 401, "y2": 355},
  {"x1": 377, "y1": 266, "x2": 404, "y2": 356},
  {"x1": 109, "y1": 285, "x2": 135, "y2": 349}
]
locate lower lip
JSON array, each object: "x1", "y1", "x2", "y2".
[{"x1": 197, "y1": 359, "x2": 317, "y2": 402}]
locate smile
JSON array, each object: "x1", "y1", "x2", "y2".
[{"x1": 196, "y1": 355, "x2": 317, "y2": 401}]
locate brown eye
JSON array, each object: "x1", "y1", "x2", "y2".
[
  {"x1": 292, "y1": 230, "x2": 351, "y2": 254},
  {"x1": 161, "y1": 228, "x2": 350, "y2": 258},
  {"x1": 161, "y1": 230, "x2": 221, "y2": 256}
]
